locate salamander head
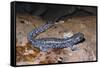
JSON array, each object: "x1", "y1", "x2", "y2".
[{"x1": 71, "y1": 32, "x2": 85, "y2": 44}]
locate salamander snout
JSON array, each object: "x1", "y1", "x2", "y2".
[{"x1": 72, "y1": 32, "x2": 85, "y2": 44}]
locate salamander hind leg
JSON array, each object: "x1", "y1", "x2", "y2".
[{"x1": 39, "y1": 46, "x2": 48, "y2": 52}]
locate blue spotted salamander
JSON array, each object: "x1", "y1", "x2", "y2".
[{"x1": 27, "y1": 21, "x2": 84, "y2": 51}]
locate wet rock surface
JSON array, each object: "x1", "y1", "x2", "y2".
[{"x1": 16, "y1": 15, "x2": 97, "y2": 65}]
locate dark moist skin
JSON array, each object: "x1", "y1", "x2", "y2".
[{"x1": 27, "y1": 21, "x2": 85, "y2": 52}]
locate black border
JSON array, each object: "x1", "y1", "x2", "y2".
[
  {"x1": 10, "y1": 1, "x2": 98, "y2": 67},
  {"x1": 10, "y1": 1, "x2": 16, "y2": 66}
]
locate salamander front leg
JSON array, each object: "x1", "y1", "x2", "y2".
[{"x1": 69, "y1": 45, "x2": 78, "y2": 51}]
